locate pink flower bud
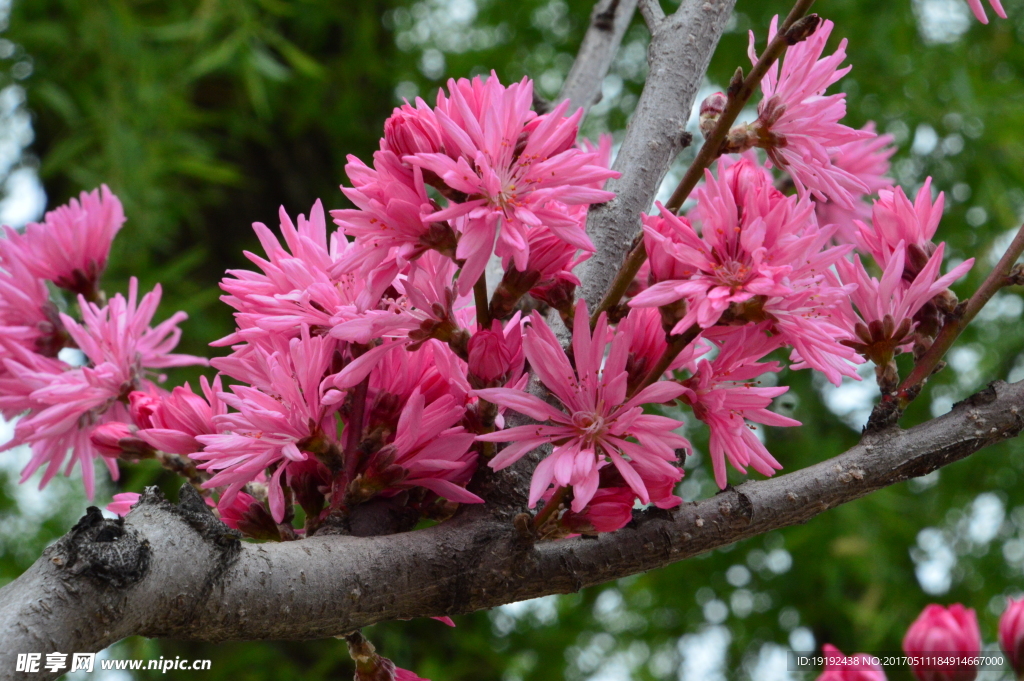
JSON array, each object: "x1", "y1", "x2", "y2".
[
  {"x1": 816, "y1": 644, "x2": 887, "y2": 681},
  {"x1": 467, "y1": 319, "x2": 523, "y2": 386},
  {"x1": 128, "y1": 390, "x2": 161, "y2": 429},
  {"x1": 382, "y1": 102, "x2": 444, "y2": 158},
  {"x1": 999, "y1": 597, "x2": 1024, "y2": 677},
  {"x1": 902, "y1": 604, "x2": 981, "y2": 681},
  {"x1": 699, "y1": 92, "x2": 727, "y2": 139},
  {"x1": 90, "y1": 422, "x2": 153, "y2": 459}
]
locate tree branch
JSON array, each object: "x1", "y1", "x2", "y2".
[
  {"x1": 4, "y1": 379, "x2": 1023, "y2": 679},
  {"x1": 557, "y1": 0, "x2": 639, "y2": 114},
  {"x1": 574, "y1": 0, "x2": 737, "y2": 311},
  {"x1": 637, "y1": 0, "x2": 665, "y2": 31}
]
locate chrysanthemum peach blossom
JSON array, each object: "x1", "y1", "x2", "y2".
[
  {"x1": 748, "y1": 18, "x2": 873, "y2": 208},
  {"x1": 475, "y1": 302, "x2": 689, "y2": 511},
  {"x1": 2, "y1": 185, "x2": 125, "y2": 299}
]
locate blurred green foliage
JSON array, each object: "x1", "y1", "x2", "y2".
[{"x1": 2, "y1": 0, "x2": 1024, "y2": 679}]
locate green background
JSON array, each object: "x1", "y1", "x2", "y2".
[{"x1": 1, "y1": 0, "x2": 1023, "y2": 678}]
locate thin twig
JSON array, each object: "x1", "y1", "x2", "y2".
[
  {"x1": 533, "y1": 485, "x2": 568, "y2": 529},
  {"x1": 637, "y1": 0, "x2": 665, "y2": 30},
  {"x1": 896, "y1": 223, "x2": 1024, "y2": 403},
  {"x1": 589, "y1": 0, "x2": 819, "y2": 327}
]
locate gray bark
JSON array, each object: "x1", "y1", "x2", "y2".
[
  {"x1": 2, "y1": 380, "x2": 1023, "y2": 680},
  {"x1": 558, "y1": 0, "x2": 640, "y2": 114},
  {"x1": 576, "y1": 0, "x2": 738, "y2": 309}
]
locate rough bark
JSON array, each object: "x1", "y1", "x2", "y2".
[
  {"x1": 3, "y1": 379, "x2": 1023, "y2": 680},
  {"x1": 575, "y1": 0, "x2": 738, "y2": 309}
]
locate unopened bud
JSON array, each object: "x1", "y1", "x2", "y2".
[
  {"x1": 699, "y1": 92, "x2": 728, "y2": 139},
  {"x1": 90, "y1": 422, "x2": 155, "y2": 459}
]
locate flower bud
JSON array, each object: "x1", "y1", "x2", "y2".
[
  {"x1": 128, "y1": 390, "x2": 161, "y2": 429},
  {"x1": 816, "y1": 644, "x2": 887, "y2": 681},
  {"x1": 699, "y1": 92, "x2": 728, "y2": 139},
  {"x1": 902, "y1": 603, "x2": 981, "y2": 681},
  {"x1": 90, "y1": 422, "x2": 155, "y2": 459},
  {"x1": 467, "y1": 320, "x2": 521, "y2": 384},
  {"x1": 382, "y1": 102, "x2": 443, "y2": 158},
  {"x1": 999, "y1": 597, "x2": 1024, "y2": 677},
  {"x1": 217, "y1": 492, "x2": 281, "y2": 541}
]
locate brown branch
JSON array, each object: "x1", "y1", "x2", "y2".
[
  {"x1": 897, "y1": 223, "x2": 1024, "y2": 400},
  {"x1": 3, "y1": 379, "x2": 1022, "y2": 678},
  {"x1": 589, "y1": 0, "x2": 819, "y2": 326}
]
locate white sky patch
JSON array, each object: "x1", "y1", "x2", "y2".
[{"x1": 677, "y1": 625, "x2": 730, "y2": 681}]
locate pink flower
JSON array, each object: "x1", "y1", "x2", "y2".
[
  {"x1": 855, "y1": 179, "x2": 945, "y2": 271},
  {"x1": 107, "y1": 492, "x2": 141, "y2": 517},
  {"x1": 999, "y1": 597, "x2": 1024, "y2": 677},
  {"x1": 0, "y1": 238, "x2": 65, "y2": 359},
  {"x1": 902, "y1": 604, "x2": 982, "y2": 681},
  {"x1": 680, "y1": 326, "x2": 800, "y2": 489},
  {"x1": 630, "y1": 160, "x2": 860, "y2": 385},
  {"x1": 2, "y1": 185, "x2": 125, "y2": 299},
  {"x1": 65, "y1": 277, "x2": 208, "y2": 377},
  {"x1": 332, "y1": 151, "x2": 456, "y2": 282},
  {"x1": 0, "y1": 278, "x2": 204, "y2": 497},
  {"x1": 407, "y1": 73, "x2": 616, "y2": 293},
  {"x1": 619, "y1": 307, "x2": 707, "y2": 392},
  {"x1": 816, "y1": 644, "x2": 887, "y2": 681},
  {"x1": 475, "y1": 301, "x2": 689, "y2": 511},
  {"x1": 836, "y1": 245, "x2": 974, "y2": 364},
  {"x1": 382, "y1": 98, "x2": 445, "y2": 157},
  {"x1": 965, "y1": 0, "x2": 1007, "y2": 23},
  {"x1": 748, "y1": 18, "x2": 873, "y2": 208},
  {"x1": 374, "y1": 389, "x2": 483, "y2": 504},
  {"x1": 89, "y1": 421, "x2": 154, "y2": 459},
  {"x1": 129, "y1": 375, "x2": 226, "y2": 455},
  {"x1": 216, "y1": 201, "x2": 378, "y2": 346},
  {"x1": 817, "y1": 123, "x2": 897, "y2": 243},
  {"x1": 196, "y1": 330, "x2": 338, "y2": 521}
]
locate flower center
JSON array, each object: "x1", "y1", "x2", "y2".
[{"x1": 571, "y1": 411, "x2": 606, "y2": 445}]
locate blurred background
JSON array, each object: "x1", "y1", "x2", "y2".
[{"x1": 1, "y1": 0, "x2": 1023, "y2": 678}]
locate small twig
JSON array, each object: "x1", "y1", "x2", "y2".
[
  {"x1": 896, "y1": 223, "x2": 1024, "y2": 403},
  {"x1": 474, "y1": 272, "x2": 492, "y2": 329},
  {"x1": 558, "y1": 0, "x2": 638, "y2": 113},
  {"x1": 637, "y1": 0, "x2": 665, "y2": 30},
  {"x1": 589, "y1": 0, "x2": 819, "y2": 327}
]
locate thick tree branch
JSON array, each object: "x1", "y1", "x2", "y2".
[
  {"x1": 558, "y1": 0, "x2": 639, "y2": 114},
  {"x1": 4, "y1": 379, "x2": 1023, "y2": 679},
  {"x1": 574, "y1": 0, "x2": 737, "y2": 311}
]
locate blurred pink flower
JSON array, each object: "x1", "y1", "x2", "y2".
[
  {"x1": 816, "y1": 644, "x2": 887, "y2": 681},
  {"x1": 902, "y1": 603, "x2": 981, "y2": 681},
  {"x1": 0, "y1": 278, "x2": 203, "y2": 497},
  {"x1": 2, "y1": 185, "x2": 125, "y2": 298},
  {"x1": 999, "y1": 597, "x2": 1024, "y2": 677},
  {"x1": 475, "y1": 301, "x2": 689, "y2": 511},
  {"x1": 107, "y1": 492, "x2": 141, "y2": 517}
]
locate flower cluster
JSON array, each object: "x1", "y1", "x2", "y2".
[{"x1": 0, "y1": 28, "x2": 976, "y2": 548}]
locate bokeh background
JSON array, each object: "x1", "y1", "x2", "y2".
[{"x1": 1, "y1": 0, "x2": 1023, "y2": 678}]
